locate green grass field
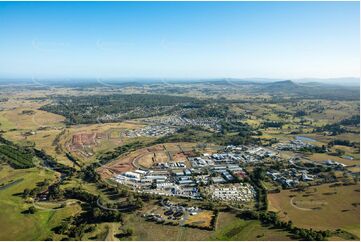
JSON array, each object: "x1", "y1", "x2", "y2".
[{"x1": 0, "y1": 165, "x2": 81, "y2": 240}]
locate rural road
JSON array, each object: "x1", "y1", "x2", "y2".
[{"x1": 96, "y1": 198, "x2": 131, "y2": 211}]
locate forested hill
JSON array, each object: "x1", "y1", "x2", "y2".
[{"x1": 250, "y1": 80, "x2": 359, "y2": 100}]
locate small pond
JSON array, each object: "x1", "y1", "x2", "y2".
[{"x1": 295, "y1": 136, "x2": 317, "y2": 142}]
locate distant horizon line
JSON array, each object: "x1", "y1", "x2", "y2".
[{"x1": 0, "y1": 76, "x2": 359, "y2": 81}]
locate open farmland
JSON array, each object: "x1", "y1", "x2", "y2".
[
  {"x1": 308, "y1": 153, "x2": 359, "y2": 167},
  {"x1": 0, "y1": 107, "x2": 65, "y2": 131},
  {"x1": 268, "y1": 183, "x2": 360, "y2": 237}
]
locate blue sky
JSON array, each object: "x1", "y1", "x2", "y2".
[{"x1": 0, "y1": 1, "x2": 359, "y2": 79}]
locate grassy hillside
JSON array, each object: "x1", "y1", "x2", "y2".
[
  {"x1": 211, "y1": 212, "x2": 292, "y2": 241},
  {"x1": 0, "y1": 165, "x2": 81, "y2": 240}
]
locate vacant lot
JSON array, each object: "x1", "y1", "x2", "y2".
[
  {"x1": 62, "y1": 121, "x2": 145, "y2": 165},
  {"x1": 137, "y1": 150, "x2": 188, "y2": 169},
  {"x1": 154, "y1": 151, "x2": 169, "y2": 163},
  {"x1": 137, "y1": 153, "x2": 157, "y2": 168},
  {"x1": 98, "y1": 153, "x2": 136, "y2": 178},
  {"x1": 268, "y1": 183, "x2": 360, "y2": 237},
  {"x1": 185, "y1": 210, "x2": 214, "y2": 228},
  {"x1": 101, "y1": 142, "x2": 199, "y2": 175}
]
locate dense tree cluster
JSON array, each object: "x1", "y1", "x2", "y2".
[
  {"x1": 34, "y1": 148, "x2": 75, "y2": 177},
  {"x1": 0, "y1": 136, "x2": 35, "y2": 169},
  {"x1": 299, "y1": 145, "x2": 327, "y2": 153},
  {"x1": 182, "y1": 104, "x2": 243, "y2": 120},
  {"x1": 328, "y1": 139, "x2": 357, "y2": 148},
  {"x1": 64, "y1": 187, "x2": 99, "y2": 204},
  {"x1": 294, "y1": 110, "x2": 307, "y2": 117},
  {"x1": 22, "y1": 179, "x2": 51, "y2": 198},
  {"x1": 339, "y1": 115, "x2": 360, "y2": 126},
  {"x1": 250, "y1": 167, "x2": 268, "y2": 211},
  {"x1": 157, "y1": 122, "x2": 257, "y2": 146},
  {"x1": 262, "y1": 121, "x2": 284, "y2": 129},
  {"x1": 65, "y1": 152, "x2": 81, "y2": 167},
  {"x1": 315, "y1": 123, "x2": 347, "y2": 135},
  {"x1": 315, "y1": 115, "x2": 359, "y2": 135},
  {"x1": 115, "y1": 228, "x2": 133, "y2": 239},
  {"x1": 219, "y1": 120, "x2": 252, "y2": 134},
  {"x1": 79, "y1": 165, "x2": 100, "y2": 183}
]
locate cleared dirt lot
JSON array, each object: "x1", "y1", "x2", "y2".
[
  {"x1": 97, "y1": 150, "x2": 139, "y2": 179},
  {"x1": 61, "y1": 121, "x2": 145, "y2": 164},
  {"x1": 131, "y1": 143, "x2": 197, "y2": 169}
]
